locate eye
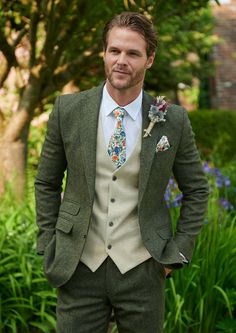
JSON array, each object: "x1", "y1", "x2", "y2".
[
  {"x1": 109, "y1": 48, "x2": 119, "y2": 54},
  {"x1": 128, "y1": 51, "x2": 141, "y2": 57}
]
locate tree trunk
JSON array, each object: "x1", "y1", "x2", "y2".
[
  {"x1": 0, "y1": 73, "x2": 41, "y2": 198},
  {"x1": 0, "y1": 141, "x2": 26, "y2": 199}
]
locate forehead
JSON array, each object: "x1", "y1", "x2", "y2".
[{"x1": 106, "y1": 27, "x2": 147, "y2": 52}]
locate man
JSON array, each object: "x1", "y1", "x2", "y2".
[{"x1": 35, "y1": 12, "x2": 208, "y2": 333}]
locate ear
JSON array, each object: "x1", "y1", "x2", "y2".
[{"x1": 146, "y1": 52, "x2": 155, "y2": 69}]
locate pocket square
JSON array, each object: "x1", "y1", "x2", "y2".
[{"x1": 156, "y1": 135, "x2": 170, "y2": 152}]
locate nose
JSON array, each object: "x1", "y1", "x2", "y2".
[{"x1": 117, "y1": 52, "x2": 127, "y2": 65}]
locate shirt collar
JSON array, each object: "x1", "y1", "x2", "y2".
[{"x1": 103, "y1": 84, "x2": 142, "y2": 121}]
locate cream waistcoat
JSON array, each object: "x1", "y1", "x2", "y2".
[{"x1": 80, "y1": 113, "x2": 151, "y2": 273}]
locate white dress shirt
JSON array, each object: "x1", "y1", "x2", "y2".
[{"x1": 100, "y1": 84, "x2": 142, "y2": 159}]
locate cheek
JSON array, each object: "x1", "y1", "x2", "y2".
[{"x1": 104, "y1": 56, "x2": 116, "y2": 67}]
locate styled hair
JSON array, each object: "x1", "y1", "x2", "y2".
[{"x1": 102, "y1": 12, "x2": 157, "y2": 57}]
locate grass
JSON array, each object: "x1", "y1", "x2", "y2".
[{"x1": 0, "y1": 190, "x2": 56, "y2": 333}]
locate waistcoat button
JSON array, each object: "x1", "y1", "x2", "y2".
[
  {"x1": 110, "y1": 198, "x2": 115, "y2": 203},
  {"x1": 109, "y1": 221, "x2": 114, "y2": 227},
  {"x1": 112, "y1": 176, "x2": 117, "y2": 181},
  {"x1": 107, "y1": 244, "x2": 112, "y2": 250}
]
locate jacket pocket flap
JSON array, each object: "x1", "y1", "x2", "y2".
[
  {"x1": 56, "y1": 219, "x2": 73, "y2": 233},
  {"x1": 59, "y1": 201, "x2": 80, "y2": 216}
]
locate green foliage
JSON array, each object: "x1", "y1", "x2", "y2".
[
  {"x1": 163, "y1": 167, "x2": 236, "y2": 333},
  {"x1": 147, "y1": 4, "x2": 215, "y2": 92},
  {"x1": 221, "y1": 161, "x2": 236, "y2": 209},
  {"x1": 188, "y1": 110, "x2": 236, "y2": 166},
  {"x1": 0, "y1": 192, "x2": 56, "y2": 333}
]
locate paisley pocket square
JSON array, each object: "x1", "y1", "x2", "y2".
[{"x1": 156, "y1": 135, "x2": 170, "y2": 152}]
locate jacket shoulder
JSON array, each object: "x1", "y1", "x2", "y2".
[
  {"x1": 166, "y1": 103, "x2": 187, "y2": 124},
  {"x1": 57, "y1": 84, "x2": 103, "y2": 108}
]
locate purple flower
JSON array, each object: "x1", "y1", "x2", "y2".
[
  {"x1": 203, "y1": 161, "x2": 213, "y2": 174},
  {"x1": 224, "y1": 176, "x2": 231, "y2": 187},
  {"x1": 219, "y1": 198, "x2": 234, "y2": 211},
  {"x1": 165, "y1": 163, "x2": 234, "y2": 212},
  {"x1": 165, "y1": 178, "x2": 183, "y2": 208}
]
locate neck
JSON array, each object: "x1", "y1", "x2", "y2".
[{"x1": 106, "y1": 81, "x2": 142, "y2": 106}]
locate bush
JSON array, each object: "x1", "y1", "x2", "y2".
[
  {"x1": 164, "y1": 161, "x2": 236, "y2": 333},
  {"x1": 188, "y1": 110, "x2": 236, "y2": 166},
  {"x1": 0, "y1": 192, "x2": 56, "y2": 333}
]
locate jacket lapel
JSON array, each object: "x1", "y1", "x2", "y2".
[
  {"x1": 78, "y1": 85, "x2": 103, "y2": 202},
  {"x1": 78, "y1": 86, "x2": 165, "y2": 205},
  {"x1": 139, "y1": 92, "x2": 160, "y2": 204}
]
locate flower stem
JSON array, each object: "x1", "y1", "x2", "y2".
[{"x1": 143, "y1": 121, "x2": 155, "y2": 137}]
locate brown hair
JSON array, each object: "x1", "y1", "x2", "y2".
[{"x1": 102, "y1": 12, "x2": 157, "y2": 57}]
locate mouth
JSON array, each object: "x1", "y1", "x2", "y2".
[{"x1": 113, "y1": 69, "x2": 130, "y2": 75}]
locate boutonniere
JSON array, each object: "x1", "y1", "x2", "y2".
[{"x1": 143, "y1": 96, "x2": 169, "y2": 137}]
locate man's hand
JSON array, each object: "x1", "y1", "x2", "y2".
[{"x1": 164, "y1": 267, "x2": 172, "y2": 277}]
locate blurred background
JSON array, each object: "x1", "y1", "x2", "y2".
[{"x1": 0, "y1": 0, "x2": 235, "y2": 332}]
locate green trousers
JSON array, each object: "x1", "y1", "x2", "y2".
[{"x1": 56, "y1": 257, "x2": 166, "y2": 333}]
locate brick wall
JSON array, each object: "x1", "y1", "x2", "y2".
[{"x1": 211, "y1": 0, "x2": 236, "y2": 110}]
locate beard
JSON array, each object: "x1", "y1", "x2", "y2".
[{"x1": 104, "y1": 64, "x2": 145, "y2": 91}]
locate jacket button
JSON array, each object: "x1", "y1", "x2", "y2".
[
  {"x1": 107, "y1": 244, "x2": 112, "y2": 250},
  {"x1": 112, "y1": 176, "x2": 117, "y2": 181},
  {"x1": 110, "y1": 198, "x2": 115, "y2": 203},
  {"x1": 83, "y1": 235, "x2": 87, "y2": 239},
  {"x1": 109, "y1": 221, "x2": 114, "y2": 227}
]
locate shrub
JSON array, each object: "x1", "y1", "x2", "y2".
[
  {"x1": 164, "y1": 161, "x2": 236, "y2": 333},
  {"x1": 0, "y1": 192, "x2": 56, "y2": 333},
  {"x1": 188, "y1": 110, "x2": 236, "y2": 166}
]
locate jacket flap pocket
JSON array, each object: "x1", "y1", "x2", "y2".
[
  {"x1": 56, "y1": 219, "x2": 73, "y2": 233},
  {"x1": 59, "y1": 201, "x2": 80, "y2": 216}
]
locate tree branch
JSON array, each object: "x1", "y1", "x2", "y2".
[
  {"x1": 41, "y1": 49, "x2": 98, "y2": 98},
  {"x1": 3, "y1": 73, "x2": 41, "y2": 142},
  {"x1": 0, "y1": 32, "x2": 19, "y2": 87},
  {"x1": 29, "y1": 1, "x2": 40, "y2": 68},
  {"x1": 12, "y1": 26, "x2": 29, "y2": 48},
  {"x1": 0, "y1": 32, "x2": 18, "y2": 67},
  {"x1": 41, "y1": 0, "x2": 57, "y2": 60}
]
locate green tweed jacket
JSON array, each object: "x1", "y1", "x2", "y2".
[{"x1": 35, "y1": 84, "x2": 209, "y2": 288}]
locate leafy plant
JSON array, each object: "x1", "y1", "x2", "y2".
[
  {"x1": 163, "y1": 162, "x2": 236, "y2": 333},
  {"x1": 0, "y1": 193, "x2": 56, "y2": 333}
]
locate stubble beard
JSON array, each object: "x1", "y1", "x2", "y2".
[{"x1": 105, "y1": 65, "x2": 145, "y2": 91}]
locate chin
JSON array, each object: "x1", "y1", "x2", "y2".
[{"x1": 110, "y1": 79, "x2": 131, "y2": 90}]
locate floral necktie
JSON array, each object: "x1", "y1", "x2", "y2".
[{"x1": 108, "y1": 107, "x2": 126, "y2": 168}]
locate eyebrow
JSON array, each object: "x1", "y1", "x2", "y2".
[{"x1": 108, "y1": 46, "x2": 142, "y2": 55}]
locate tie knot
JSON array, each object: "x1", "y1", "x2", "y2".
[{"x1": 113, "y1": 107, "x2": 125, "y2": 120}]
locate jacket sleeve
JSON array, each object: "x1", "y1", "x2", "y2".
[
  {"x1": 35, "y1": 96, "x2": 67, "y2": 254},
  {"x1": 172, "y1": 109, "x2": 209, "y2": 261}
]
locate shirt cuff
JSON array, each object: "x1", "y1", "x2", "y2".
[{"x1": 179, "y1": 252, "x2": 189, "y2": 264}]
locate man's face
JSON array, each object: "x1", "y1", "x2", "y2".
[{"x1": 103, "y1": 27, "x2": 155, "y2": 93}]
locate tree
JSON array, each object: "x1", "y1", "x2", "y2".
[
  {"x1": 0, "y1": 0, "x2": 218, "y2": 197},
  {"x1": 147, "y1": 3, "x2": 215, "y2": 96}
]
